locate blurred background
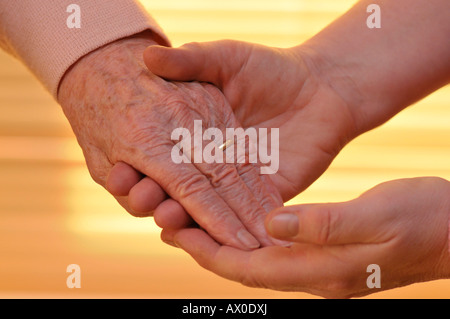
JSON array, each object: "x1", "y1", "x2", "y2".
[{"x1": 0, "y1": 0, "x2": 449, "y2": 298}]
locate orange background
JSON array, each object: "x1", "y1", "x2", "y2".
[{"x1": 0, "y1": 0, "x2": 449, "y2": 298}]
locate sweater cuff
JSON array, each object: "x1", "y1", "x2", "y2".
[{"x1": 0, "y1": 0, "x2": 169, "y2": 99}]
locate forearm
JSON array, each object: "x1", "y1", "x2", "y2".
[{"x1": 297, "y1": 0, "x2": 450, "y2": 134}]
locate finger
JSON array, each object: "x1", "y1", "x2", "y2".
[
  {"x1": 202, "y1": 79, "x2": 284, "y2": 211},
  {"x1": 106, "y1": 162, "x2": 167, "y2": 217},
  {"x1": 128, "y1": 176, "x2": 167, "y2": 215},
  {"x1": 187, "y1": 101, "x2": 278, "y2": 246},
  {"x1": 83, "y1": 148, "x2": 153, "y2": 218},
  {"x1": 200, "y1": 82, "x2": 286, "y2": 246},
  {"x1": 157, "y1": 135, "x2": 279, "y2": 245},
  {"x1": 143, "y1": 41, "x2": 245, "y2": 87},
  {"x1": 170, "y1": 228, "x2": 335, "y2": 292},
  {"x1": 106, "y1": 161, "x2": 143, "y2": 196},
  {"x1": 200, "y1": 81, "x2": 284, "y2": 212},
  {"x1": 133, "y1": 151, "x2": 261, "y2": 250},
  {"x1": 265, "y1": 194, "x2": 390, "y2": 245},
  {"x1": 113, "y1": 195, "x2": 145, "y2": 218},
  {"x1": 160, "y1": 228, "x2": 180, "y2": 248},
  {"x1": 154, "y1": 199, "x2": 194, "y2": 229},
  {"x1": 171, "y1": 228, "x2": 253, "y2": 283},
  {"x1": 197, "y1": 161, "x2": 276, "y2": 247},
  {"x1": 131, "y1": 82, "x2": 276, "y2": 249},
  {"x1": 193, "y1": 82, "x2": 283, "y2": 246},
  {"x1": 233, "y1": 162, "x2": 289, "y2": 247}
]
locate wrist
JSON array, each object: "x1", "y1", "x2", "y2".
[
  {"x1": 103, "y1": 30, "x2": 167, "y2": 60},
  {"x1": 291, "y1": 43, "x2": 370, "y2": 139},
  {"x1": 58, "y1": 30, "x2": 165, "y2": 102},
  {"x1": 292, "y1": 0, "x2": 450, "y2": 137}
]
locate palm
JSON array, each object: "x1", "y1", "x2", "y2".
[{"x1": 211, "y1": 42, "x2": 356, "y2": 200}]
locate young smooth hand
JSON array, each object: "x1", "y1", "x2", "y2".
[
  {"x1": 142, "y1": 40, "x2": 359, "y2": 201},
  {"x1": 162, "y1": 177, "x2": 450, "y2": 298}
]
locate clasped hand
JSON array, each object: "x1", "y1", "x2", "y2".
[{"x1": 59, "y1": 30, "x2": 450, "y2": 298}]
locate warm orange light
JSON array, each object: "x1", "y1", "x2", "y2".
[{"x1": 0, "y1": 0, "x2": 449, "y2": 299}]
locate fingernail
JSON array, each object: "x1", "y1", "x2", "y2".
[
  {"x1": 271, "y1": 238, "x2": 294, "y2": 247},
  {"x1": 269, "y1": 214, "x2": 299, "y2": 237},
  {"x1": 237, "y1": 229, "x2": 260, "y2": 250}
]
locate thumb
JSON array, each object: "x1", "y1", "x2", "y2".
[
  {"x1": 265, "y1": 195, "x2": 390, "y2": 245},
  {"x1": 143, "y1": 41, "x2": 242, "y2": 88}
]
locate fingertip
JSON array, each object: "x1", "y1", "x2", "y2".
[
  {"x1": 143, "y1": 44, "x2": 164, "y2": 58},
  {"x1": 265, "y1": 208, "x2": 300, "y2": 239},
  {"x1": 128, "y1": 177, "x2": 167, "y2": 214},
  {"x1": 144, "y1": 42, "x2": 207, "y2": 82},
  {"x1": 144, "y1": 45, "x2": 187, "y2": 77},
  {"x1": 236, "y1": 229, "x2": 261, "y2": 250},
  {"x1": 114, "y1": 195, "x2": 139, "y2": 216},
  {"x1": 269, "y1": 237, "x2": 294, "y2": 248},
  {"x1": 154, "y1": 199, "x2": 194, "y2": 229},
  {"x1": 143, "y1": 45, "x2": 170, "y2": 73},
  {"x1": 106, "y1": 162, "x2": 142, "y2": 196},
  {"x1": 160, "y1": 228, "x2": 179, "y2": 248}
]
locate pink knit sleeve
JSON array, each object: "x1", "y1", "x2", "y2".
[{"x1": 0, "y1": 0, "x2": 170, "y2": 99}]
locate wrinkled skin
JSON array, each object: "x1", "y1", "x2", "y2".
[
  {"x1": 105, "y1": 0, "x2": 450, "y2": 298},
  {"x1": 107, "y1": 40, "x2": 360, "y2": 231},
  {"x1": 58, "y1": 33, "x2": 283, "y2": 250},
  {"x1": 139, "y1": 40, "x2": 450, "y2": 298},
  {"x1": 142, "y1": 40, "x2": 360, "y2": 200}
]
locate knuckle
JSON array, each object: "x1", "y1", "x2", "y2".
[
  {"x1": 122, "y1": 99, "x2": 192, "y2": 145},
  {"x1": 237, "y1": 259, "x2": 263, "y2": 289},
  {"x1": 88, "y1": 169, "x2": 104, "y2": 186},
  {"x1": 118, "y1": 113, "x2": 162, "y2": 148},
  {"x1": 172, "y1": 172, "x2": 210, "y2": 201},
  {"x1": 312, "y1": 205, "x2": 341, "y2": 245},
  {"x1": 240, "y1": 253, "x2": 284, "y2": 290},
  {"x1": 237, "y1": 163, "x2": 273, "y2": 202},
  {"x1": 236, "y1": 162, "x2": 258, "y2": 182},
  {"x1": 238, "y1": 208, "x2": 264, "y2": 232},
  {"x1": 84, "y1": 158, "x2": 108, "y2": 187},
  {"x1": 181, "y1": 41, "x2": 203, "y2": 51},
  {"x1": 127, "y1": 127, "x2": 155, "y2": 146},
  {"x1": 163, "y1": 96, "x2": 190, "y2": 109},
  {"x1": 240, "y1": 272, "x2": 262, "y2": 289},
  {"x1": 204, "y1": 164, "x2": 238, "y2": 188}
]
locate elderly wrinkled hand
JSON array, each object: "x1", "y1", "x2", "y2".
[
  {"x1": 113, "y1": 39, "x2": 359, "y2": 233},
  {"x1": 58, "y1": 34, "x2": 283, "y2": 250},
  {"x1": 109, "y1": 36, "x2": 360, "y2": 229}
]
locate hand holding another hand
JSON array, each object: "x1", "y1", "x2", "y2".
[
  {"x1": 139, "y1": 23, "x2": 450, "y2": 297},
  {"x1": 113, "y1": 38, "x2": 361, "y2": 234},
  {"x1": 162, "y1": 177, "x2": 450, "y2": 298},
  {"x1": 142, "y1": 40, "x2": 360, "y2": 201},
  {"x1": 58, "y1": 33, "x2": 283, "y2": 250}
]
